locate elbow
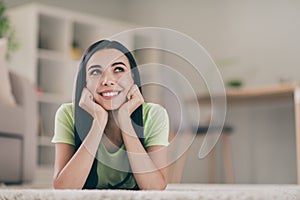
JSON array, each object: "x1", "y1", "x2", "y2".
[
  {"x1": 154, "y1": 175, "x2": 168, "y2": 190},
  {"x1": 155, "y1": 183, "x2": 167, "y2": 190},
  {"x1": 53, "y1": 178, "x2": 65, "y2": 189},
  {"x1": 141, "y1": 184, "x2": 167, "y2": 191},
  {"x1": 53, "y1": 179, "x2": 61, "y2": 189},
  {"x1": 158, "y1": 180, "x2": 168, "y2": 190},
  {"x1": 155, "y1": 179, "x2": 168, "y2": 190},
  {"x1": 53, "y1": 178, "x2": 82, "y2": 190},
  {"x1": 140, "y1": 179, "x2": 167, "y2": 190},
  {"x1": 53, "y1": 182, "x2": 62, "y2": 190}
]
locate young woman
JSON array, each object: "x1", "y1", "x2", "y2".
[{"x1": 52, "y1": 40, "x2": 169, "y2": 190}]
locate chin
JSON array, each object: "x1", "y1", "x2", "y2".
[
  {"x1": 94, "y1": 96, "x2": 126, "y2": 111},
  {"x1": 101, "y1": 102, "x2": 123, "y2": 111},
  {"x1": 103, "y1": 105, "x2": 120, "y2": 111}
]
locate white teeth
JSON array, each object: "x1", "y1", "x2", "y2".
[{"x1": 102, "y1": 92, "x2": 119, "y2": 97}]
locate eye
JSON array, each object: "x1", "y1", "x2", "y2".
[
  {"x1": 89, "y1": 69, "x2": 102, "y2": 76},
  {"x1": 114, "y1": 67, "x2": 125, "y2": 73}
]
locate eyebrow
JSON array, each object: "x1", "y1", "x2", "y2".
[
  {"x1": 87, "y1": 61, "x2": 127, "y2": 71},
  {"x1": 88, "y1": 65, "x2": 102, "y2": 70},
  {"x1": 112, "y1": 62, "x2": 127, "y2": 68}
]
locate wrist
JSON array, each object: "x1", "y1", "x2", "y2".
[
  {"x1": 92, "y1": 118, "x2": 106, "y2": 131},
  {"x1": 119, "y1": 119, "x2": 137, "y2": 138},
  {"x1": 118, "y1": 115, "x2": 131, "y2": 128}
]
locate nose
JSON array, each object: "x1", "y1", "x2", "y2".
[{"x1": 100, "y1": 70, "x2": 115, "y2": 86}]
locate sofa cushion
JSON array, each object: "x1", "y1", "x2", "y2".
[
  {"x1": 0, "y1": 135, "x2": 22, "y2": 183},
  {"x1": 0, "y1": 103, "x2": 23, "y2": 135},
  {"x1": 0, "y1": 38, "x2": 16, "y2": 107}
]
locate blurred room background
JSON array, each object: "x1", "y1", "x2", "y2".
[{"x1": 1, "y1": 0, "x2": 299, "y2": 187}]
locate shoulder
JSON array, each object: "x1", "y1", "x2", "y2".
[
  {"x1": 143, "y1": 102, "x2": 168, "y2": 120},
  {"x1": 142, "y1": 102, "x2": 169, "y2": 127},
  {"x1": 53, "y1": 103, "x2": 75, "y2": 146},
  {"x1": 56, "y1": 103, "x2": 74, "y2": 115},
  {"x1": 55, "y1": 102, "x2": 74, "y2": 123},
  {"x1": 142, "y1": 102, "x2": 169, "y2": 147}
]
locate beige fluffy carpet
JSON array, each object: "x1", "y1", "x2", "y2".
[{"x1": 0, "y1": 184, "x2": 299, "y2": 200}]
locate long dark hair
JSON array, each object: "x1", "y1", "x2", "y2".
[{"x1": 74, "y1": 40, "x2": 144, "y2": 189}]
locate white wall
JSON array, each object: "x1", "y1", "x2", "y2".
[
  {"x1": 4, "y1": 0, "x2": 127, "y2": 21},
  {"x1": 7, "y1": 0, "x2": 300, "y2": 86},
  {"x1": 123, "y1": 0, "x2": 300, "y2": 86}
]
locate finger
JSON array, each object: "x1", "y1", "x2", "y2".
[
  {"x1": 131, "y1": 97, "x2": 142, "y2": 111},
  {"x1": 79, "y1": 88, "x2": 95, "y2": 116},
  {"x1": 83, "y1": 87, "x2": 94, "y2": 100},
  {"x1": 126, "y1": 84, "x2": 136, "y2": 99},
  {"x1": 127, "y1": 84, "x2": 139, "y2": 100},
  {"x1": 127, "y1": 91, "x2": 144, "y2": 113}
]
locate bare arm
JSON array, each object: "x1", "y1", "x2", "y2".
[
  {"x1": 53, "y1": 88, "x2": 107, "y2": 189},
  {"x1": 121, "y1": 118, "x2": 168, "y2": 190},
  {"x1": 118, "y1": 85, "x2": 168, "y2": 190},
  {"x1": 53, "y1": 120, "x2": 104, "y2": 189}
]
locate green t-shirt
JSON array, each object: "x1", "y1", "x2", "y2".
[{"x1": 52, "y1": 102, "x2": 169, "y2": 189}]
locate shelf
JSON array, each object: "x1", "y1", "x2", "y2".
[
  {"x1": 37, "y1": 92, "x2": 72, "y2": 104},
  {"x1": 38, "y1": 13, "x2": 69, "y2": 51},
  {"x1": 38, "y1": 135, "x2": 54, "y2": 147},
  {"x1": 38, "y1": 145, "x2": 55, "y2": 165},
  {"x1": 38, "y1": 102, "x2": 61, "y2": 137},
  {"x1": 73, "y1": 21, "x2": 102, "y2": 51},
  {"x1": 38, "y1": 49, "x2": 68, "y2": 61},
  {"x1": 8, "y1": 3, "x2": 137, "y2": 168},
  {"x1": 37, "y1": 59, "x2": 74, "y2": 95}
]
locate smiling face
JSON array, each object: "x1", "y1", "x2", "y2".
[{"x1": 86, "y1": 48, "x2": 134, "y2": 110}]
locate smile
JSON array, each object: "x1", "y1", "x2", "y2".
[{"x1": 100, "y1": 91, "x2": 120, "y2": 97}]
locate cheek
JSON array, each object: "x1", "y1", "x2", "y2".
[
  {"x1": 118, "y1": 73, "x2": 134, "y2": 90},
  {"x1": 86, "y1": 79, "x2": 98, "y2": 93}
]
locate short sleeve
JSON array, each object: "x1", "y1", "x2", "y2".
[
  {"x1": 51, "y1": 103, "x2": 75, "y2": 146},
  {"x1": 143, "y1": 103, "x2": 169, "y2": 148}
]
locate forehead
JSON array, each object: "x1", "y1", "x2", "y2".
[{"x1": 86, "y1": 48, "x2": 129, "y2": 68}]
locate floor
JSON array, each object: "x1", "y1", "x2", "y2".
[{"x1": 0, "y1": 184, "x2": 299, "y2": 200}]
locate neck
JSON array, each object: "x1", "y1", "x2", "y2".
[{"x1": 103, "y1": 111, "x2": 123, "y2": 148}]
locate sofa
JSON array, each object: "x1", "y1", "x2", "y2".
[{"x1": 0, "y1": 71, "x2": 38, "y2": 183}]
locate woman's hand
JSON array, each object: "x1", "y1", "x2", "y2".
[
  {"x1": 118, "y1": 84, "x2": 144, "y2": 126},
  {"x1": 79, "y1": 87, "x2": 108, "y2": 127}
]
